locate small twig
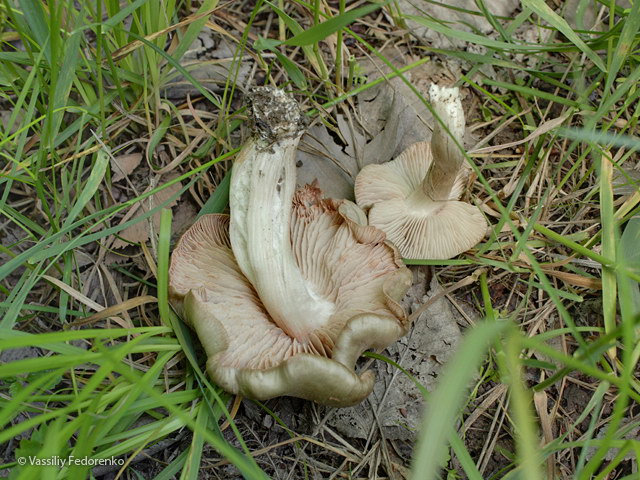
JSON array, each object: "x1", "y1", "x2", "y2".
[
  {"x1": 92, "y1": 432, "x2": 187, "y2": 477},
  {"x1": 408, "y1": 267, "x2": 487, "y2": 323}
]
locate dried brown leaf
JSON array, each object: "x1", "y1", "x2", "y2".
[
  {"x1": 111, "y1": 153, "x2": 143, "y2": 182},
  {"x1": 328, "y1": 269, "x2": 463, "y2": 440},
  {"x1": 295, "y1": 77, "x2": 435, "y2": 200},
  {"x1": 112, "y1": 180, "x2": 182, "y2": 249}
]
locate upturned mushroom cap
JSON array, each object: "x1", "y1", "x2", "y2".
[
  {"x1": 170, "y1": 186, "x2": 412, "y2": 407},
  {"x1": 170, "y1": 87, "x2": 412, "y2": 407},
  {"x1": 354, "y1": 85, "x2": 487, "y2": 260}
]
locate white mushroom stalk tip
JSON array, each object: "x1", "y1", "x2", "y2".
[{"x1": 425, "y1": 84, "x2": 466, "y2": 201}]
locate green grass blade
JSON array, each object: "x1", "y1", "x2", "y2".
[
  {"x1": 62, "y1": 149, "x2": 109, "y2": 228},
  {"x1": 597, "y1": 151, "x2": 618, "y2": 356},
  {"x1": 410, "y1": 321, "x2": 510, "y2": 479},
  {"x1": 0, "y1": 150, "x2": 236, "y2": 285},
  {"x1": 481, "y1": 77, "x2": 580, "y2": 107},
  {"x1": 254, "y1": 36, "x2": 308, "y2": 89},
  {"x1": 521, "y1": 0, "x2": 606, "y2": 71},
  {"x1": 50, "y1": 28, "x2": 82, "y2": 138},
  {"x1": 157, "y1": 208, "x2": 173, "y2": 327},
  {"x1": 283, "y1": 1, "x2": 385, "y2": 47},
  {"x1": 504, "y1": 332, "x2": 542, "y2": 480},
  {"x1": 153, "y1": 449, "x2": 189, "y2": 479},
  {"x1": 448, "y1": 431, "x2": 483, "y2": 480},
  {"x1": 17, "y1": 0, "x2": 52, "y2": 62},
  {"x1": 0, "y1": 327, "x2": 171, "y2": 352},
  {"x1": 405, "y1": 14, "x2": 552, "y2": 53},
  {"x1": 170, "y1": 0, "x2": 219, "y2": 62},
  {"x1": 533, "y1": 223, "x2": 613, "y2": 266},
  {"x1": 603, "y1": 0, "x2": 640, "y2": 92},
  {"x1": 559, "y1": 126, "x2": 640, "y2": 150},
  {"x1": 618, "y1": 217, "x2": 640, "y2": 319},
  {"x1": 103, "y1": 0, "x2": 151, "y2": 31},
  {"x1": 180, "y1": 400, "x2": 210, "y2": 479},
  {"x1": 197, "y1": 169, "x2": 231, "y2": 217}
]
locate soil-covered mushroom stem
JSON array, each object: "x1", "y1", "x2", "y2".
[{"x1": 229, "y1": 88, "x2": 335, "y2": 343}]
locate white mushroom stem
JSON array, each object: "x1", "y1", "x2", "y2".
[
  {"x1": 230, "y1": 88, "x2": 335, "y2": 344},
  {"x1": 424, "y1": 84, "x2": 466, "y2": 201}
]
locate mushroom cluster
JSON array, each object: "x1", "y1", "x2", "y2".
[
  {"x1": 170, "y1": 85, "x2": 486, "y2": 407},
  {"x1": 170, "y1": 88, "x2": 412, "y2": 407}
]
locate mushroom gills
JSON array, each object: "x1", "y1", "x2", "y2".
[{"x1": 354, "y1": 84, "x2": 488, "y2": 260}]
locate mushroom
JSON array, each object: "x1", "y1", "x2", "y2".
[
  {"x1": 169, "y1": 88, "x2": 412, "y2": 407},
  {"x1": 354, "y1": 84, "x2": 487, "y2": 260}
]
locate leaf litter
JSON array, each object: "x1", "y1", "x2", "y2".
[{"x1": 111, "y1": 152, "x2": 143, "y2": 183}]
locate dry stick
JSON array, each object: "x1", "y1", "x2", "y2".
[
  {"x1": 468, "y1": 107, "x2": 533, "y2": 153},
  {"x1": 377, "y1": 426, "x2": 397, "y2": 480},
  {"x1": 349, "y1": 439, "x2": 380, "y2": 479},
  {"x1": 328, "y1": 459, "x2": 351, "y2": 480},
  {"x1": 469, "y1": 113, "x2": 509, "y2": 134},
  {"x1": 91, "y1": 432, "x2": 187, "y2": 478},
  {"x1": 65, "y1": 295, "x2": 157, "y2": 328},
  {"x1": 462, "y1": 384, "x2": 508, "y2": 435},
  {"x1": 471, "y1": 110, "x2": 572, "y2": 154},
  {"x1": 210, "y1": 435, "x2": 359, "y2": 468},
  {"x1": 321, "y1": 424, "x2": 365, "y2": 457},
  {"x1": 408, "y1": 267, "x2": 487, "y2": 324},
  {"x1": 478, "y1": 395, "x2": 509, "y2": 475},
  {"x1": 219, "y1": 395, "x2": 243, "y2": 432},
  {"x1": 364, "y1": 395, "x2": 391, "y2": 473}
]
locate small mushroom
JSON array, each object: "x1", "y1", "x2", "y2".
[
  {"x1": 170, "y1": 88, "x2": 412, "y2": 407},
  {"x1": 354, "y1": 84, "x2": 487, "y2": 259}
]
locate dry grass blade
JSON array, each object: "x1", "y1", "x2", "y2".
[
  {"x1": 211, "y1": 435, "x2": 360, "y2": 468},
  {"x1": 66, "y1": 295, "x2": 157, "y2": 328},
  {"x1": 108, "y1": 6, "x2": 223, "y2": 63},
  {"x1": 408, "y1": 268, "x2": 487, "y2": 323},
  {"x1": 533, "y1": 388, "x2": 556, "y2": 479},
  {"x1": 219, "y1": 395, "x2": 243, "y2": 432},
  {"x1": 42, "y1": 274, "x2": 105, "y2": 312},
  {"x1": 462, "y1": 384, "x2": 508, "y2": 435},
  {"x1": 469, "y1": 111, "x2": 573, "y2": 155}
]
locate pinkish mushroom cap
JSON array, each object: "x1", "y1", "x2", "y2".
[{"x1": 169, "y1": 88, "x2": 412, "y2": 407}]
